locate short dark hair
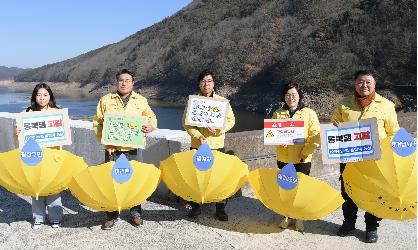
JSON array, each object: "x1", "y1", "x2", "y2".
[
  {"x1": 27, "y1": 83, "x2": 58, "y2": 111},
  {"x1": 116, "y1": 69, "x2": 135, "y2": 81},
  {"x1": 198, "y1": 69, "x2": 215, "y2": 83},
  {"x1": 354, "y1": 69, "x2": 376, "y2": 80},
  {"x1": 281, "y1": 82, "x2": 304, "y2": 103}
]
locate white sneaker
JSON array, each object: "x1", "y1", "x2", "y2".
[
  {"x1": 51, "y1": 223, "x2": 60, "y2": 228},
  {"x1": 295, "y1": 220, "x2": 304, "y2": 232},
  {"x1": 32, "y1": 222, "x2": 42, "y2": 229}
]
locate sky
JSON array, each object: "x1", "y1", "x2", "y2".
[{"x1": 0, "y1": 0, "x2": 192, "y2": 69}]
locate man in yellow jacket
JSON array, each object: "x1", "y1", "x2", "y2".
[
  {"x1": 182, "y1": 70, "x2": 235, "y2": 221},
  {"x1": 332, "y1": 69, "x2": 400, "y2": 243},
  {"x1": 93, "y1": 69, "x2": 157, "y2": 230}
]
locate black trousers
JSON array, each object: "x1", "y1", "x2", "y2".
[
  {"x1": 105, "y1": 149, "x2": 142, "y2": 220},
  {"x1": 340, "y1": 163, "x2": 381, "y2": 231},
  {"x1": 277, "y1": 161, "x2": 311, "y2": 176},
  {"x1": 190, "y1": 147, "x2": 227, "y2": 208}
]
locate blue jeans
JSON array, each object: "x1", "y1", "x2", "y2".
[
  {"x1": 105, "y1": 149, "x2": 142, "y2": 220},
  {"x1": 32, "y1": 194, "x2": 63, "y2": 223}
]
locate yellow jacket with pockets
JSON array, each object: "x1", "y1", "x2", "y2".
[
  {"x1": 272, "y1": 107, "x2": 320, "y2": 163},
  {"x1": 331, "y1": 93, "x2": 400, "y2": 139},
  {"x1": 93, "y1": 91, "x2": 157, "y2": 152},
  {"x1": 182, "y1": 93, "x2": 235, "y2": 149}
]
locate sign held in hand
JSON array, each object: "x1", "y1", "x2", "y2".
[
  {"x1": 102, "y1": 112, "x2": 147, "y2": 149},
  {"x1": 16, "y1": 108, "x2": 72, "y2": 148},
  {"x1": 185, "y1": 95, "x2": 229, "y2": 129},
  {"x1": 264, "y1": 119, "x2": 305, "y2": 145},
  {"x1": 320, "y1": 118, "x2": 381, "y2": 164}
]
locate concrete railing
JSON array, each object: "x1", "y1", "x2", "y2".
[{"x1": 0, "y1": 112, "x2": 340, "y2": 199}]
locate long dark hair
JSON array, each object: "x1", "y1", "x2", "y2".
[{"x1": 26, "y1": 83, "x2": 58, "y2": 111}]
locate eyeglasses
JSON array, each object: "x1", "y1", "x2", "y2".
[
  {"x1": 355, "y1": 81, "x2": 373, "y2": 86},
  {"x1": 200, "y1": 79, "x2": 214, "y2": 84},
  {"x1": 118, "y1": 79, "x2": 133, "y2": 84},
  {"x1": 285, "y1": 94, "x2": 298, "y2": 99}
]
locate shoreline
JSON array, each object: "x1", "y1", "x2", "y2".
[
  {"x1": 0, "y1": 81, "x2": 185, "y2": 107},
  {"x1": 0, "y1": 81, "x2": 416, "y2": 132}
]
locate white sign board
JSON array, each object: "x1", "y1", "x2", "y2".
[
  {"x1": 16, "y1": 108, "x2": 72, "y2": 148},
  {"x1": 185, "y1": 95, "x2": 229, "y2": 129},
  {"x1": 320, "y1": 118, "x2": 381, "y2": 164},
  {"x1": 264, "y1": 119, "x2": 305, "y2": 145}
]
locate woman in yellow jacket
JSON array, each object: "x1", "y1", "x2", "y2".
[
  {"x1": 272, "y1": 83, "x2": 320, "y2": 232},
  {"x1": 332, "y1": 70, "x2": 400, "y2": 243},
  {"x1": 182, "y1": 70, "x2": 235, "y2": 221}
]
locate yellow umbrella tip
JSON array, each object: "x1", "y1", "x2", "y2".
[
  {"x1": 36, "y1": 193, "x2": 39, "y2": 200},
  {"x1": 397, "y1": 197, "x2": 403, "y2": 204}
]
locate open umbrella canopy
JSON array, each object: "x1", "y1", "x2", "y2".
[
  {"x1": 0, "y1": 147, "x2": 87, "y2": 198},
  {"x1": 69, "y1": 155, "x2": 160, "y2": 212},
  {"x1": 343, "y1": 135, "x2": 416, "y2": 221},
  {"x1": 160, "y1": 146, "x2": 248, "y2": 204},
  {"x1": 248, "y1": 167, "x2": 344, "y2": 220}
]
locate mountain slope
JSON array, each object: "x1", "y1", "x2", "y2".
[
  {"x1": 0, "y1": 66, "x2": 28, "y2": 80},
  {"x1": 15, "y1": 0, "x2": 417, "y2": 116}
]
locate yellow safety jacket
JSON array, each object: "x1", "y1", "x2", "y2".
[
  {"x1": 93, "y1": 91, "x2": 157, "y2": 151},
  {"x1": 331, "y1": 93, "x2": 400, "y2": 139},
  {"x1": 272, "y1": 107, "x2": 320, "y2": 163},
  {"x1": 182, "y1": 93, "x2": 235, "y2": 149}
]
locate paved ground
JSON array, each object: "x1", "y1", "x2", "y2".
[{"x1": 0, "y1": 174, "x2": 416, "y2": 250}]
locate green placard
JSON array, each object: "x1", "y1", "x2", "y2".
[{"x1": 101, "y1": 112, "x2": 147, "y2": 149}]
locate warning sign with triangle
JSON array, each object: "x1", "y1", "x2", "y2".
[{"x1": 266, "y1": 130, "x2": 274, "y2": 137}]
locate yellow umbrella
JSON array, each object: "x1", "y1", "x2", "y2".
[
  {"x1": 343, "y1": 136, "x2": 417, "y2": 221},
  {"x1": 160, "y1": 148, "x2": 248, "y2": 204},
  {"x1": 0, "y1": 147, "x2": 87, "y2": 199},
  {"x1": 248, "y1": 167, "x2": 344, "y2": 220},
  {"x1": 68, "y1": 157, "x2": 160, "y2": 212}
]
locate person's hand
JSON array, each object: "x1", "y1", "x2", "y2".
[
  {"x1": 300, "y1": 153, "x2": 308, "y2": 162},
  {"x1": 278, "y1": 144, "x2": 288, "y2": 148},
  {"x1": 199, "y1": 135, "x2": 207, "y2": 145},
  {"x1": 207, "y1": 127, "x2": 216, "y2": 134},
  {"x1": 142, "y1": 124, "x2": 155, "y2": 135},
  {"x1": 332, "y1": 121, "x2": 341, "y2": 127},
  {"x1": 15, "y1": 127, "x2": 21, "y2": 136},
  {"x1": 105, "y1": 145, "x2": 116, "y2": 155}
]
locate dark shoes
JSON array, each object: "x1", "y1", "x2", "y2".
[
  {"x1": 366, "y1": 230, "x2": 378, "y2": 243},
  {"x1": 132, "y1": 215, "x2": 143, "y2": 227},
  {"x1": 337, "y1": 222, "x2": 355, "y2": 237},
  {"x1": 102, "y1": 219, "x2": 116, "y2": 230},
  {"x1": 102, "y1": 216, "x2": 142, "y2": 230},
  {"x1": 188, "y1": 203, "x2": 228, "y2": 221},
  {"x1": 215, "y1": 204, "x2": 228, "y2": 221},
  {"x1": 188, "y1": 204, "x2": 202, "y2": 219}
]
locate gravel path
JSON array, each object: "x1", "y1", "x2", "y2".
[{"x1": 0, "y1": 174, "x2": 415, "y2": 249}]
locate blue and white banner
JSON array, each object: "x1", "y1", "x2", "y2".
[
  {"x1": 16, "y1": 108, "x2": 72, "y2": 148},
  {"x1": 320, "y1": 118, "x2": 381, "y2": 164}
]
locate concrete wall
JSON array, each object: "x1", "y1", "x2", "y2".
[
  {"x1": 0, "y1": 112, "x2": 191, "y2": 199},
  {"x1": 0, "y1": 112, "x2": 339, "y2": 180},
  {"x1": 0, "y1": 112, "x2": 346, "y2": 200},
  {"x1": 224, "y1": 129, "x2": 339, "y2": 177}
]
